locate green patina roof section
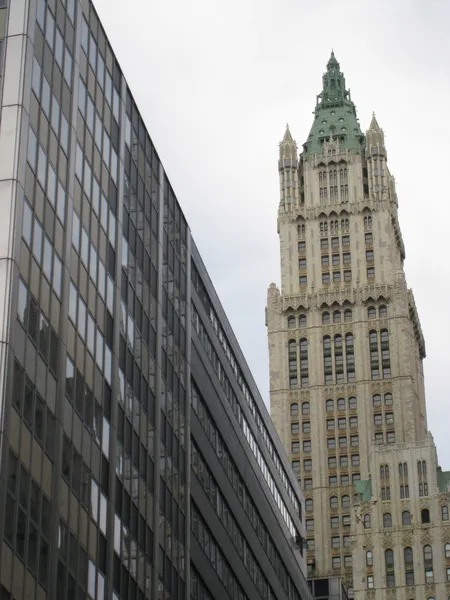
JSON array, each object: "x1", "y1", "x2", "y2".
[
  {"x1": 437, "y1": 469, "x2": 450, "y2": 493},
  {"x1": 355, "y1": 479, "x2": 372, "y2": 502},
  {"x1": 303, "y1": 51, "x2": 365, "y2": 157}
]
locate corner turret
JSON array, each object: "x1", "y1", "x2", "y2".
[{"x1": 278, "y1": 125, "x2": 300, "y2": 210}]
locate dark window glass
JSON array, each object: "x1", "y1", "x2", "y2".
[
  {"x1": 4, "y1": 493, "x2": 15, "y2": 544},
  {"x1": 45, "y1": 410, "x2": 56, "y2": 458},
  {"x1": 28, "y1": 523, "x2": 38, "y2": 575},
  {"x1": 12, "y1": 361, "x2": 24, "y2": 412},
  {"x1": 16, "y1": 509, "x2": 27, "y2": 559},
  {"x1": 7, "y1": 450, "x2": 17, "y2": 496},
  {"x1": 19, "y1": 466, "x2": 30, "y2": 509},
  {"x1": 23, "y1": 378, "x2": 34, "y2": 428}
]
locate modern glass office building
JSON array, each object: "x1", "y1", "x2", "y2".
[{"x1": 0, "y1": 1, "x2": 313, "y2": 600}]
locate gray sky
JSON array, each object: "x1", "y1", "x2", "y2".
[{"x1": 93, "y1": 0, "x2": 450, "y2": 467}]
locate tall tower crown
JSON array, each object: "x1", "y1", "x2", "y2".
[{"x1": 303, "y1": 51, "x2": 365, "y2": 157}]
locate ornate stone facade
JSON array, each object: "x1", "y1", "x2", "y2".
[{"x1": 267, "y1": 53, "x2": 450, "y2": 599}]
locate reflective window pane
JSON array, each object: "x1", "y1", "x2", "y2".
[
  {"x1": 69, "y1": 282, "x2": 77, "y2": 323},
  {"x1": 27, "y1": 127, "x2": 38, "y2": 170},
  {"x1": 32, "y1": 219, "x2": 43, "y2": 262},
  {"x1": 53, "y1": 253, "x2": 63, "y2": 298},
  {"x1": 42, "y1": 237, "x2": 52, "y2": 281},
  {"x1": 22, "y1": 200, "x2": 33, "y2": 246},
  {"x1": 17, "y1": 279, "x2": 28, "y2": 326}
]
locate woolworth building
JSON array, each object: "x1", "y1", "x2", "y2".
[{"x1": 266, "y1": 52, "x2": 450, "y2": 600}]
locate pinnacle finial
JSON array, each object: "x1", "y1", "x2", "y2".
[
  {"x1": 327, "y1": 49, "x2": 340, "y2": 71},
  {"x1": 281, "y1": 123, "x2": 294, "y2": 144},
  {"x1": 369, "y1": 112, "x2": 381, "y2": 131}
]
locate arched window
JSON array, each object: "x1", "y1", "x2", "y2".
[
  {"x1": 287, "y1": 316, "x2": 296, "y2": 328},
  {"x1": 369, "y1": 330, "x2": 378, "y2": 345},
  {"x1": 322, "y1": 312, "x2": 330, "y2": 325},
  {"x1": 305, "y1": 498, "x2": 313, "y2": 511},
  {"x1": 342, "y1": 495, "x2": 350, "y2": 508},
  {"x1": 442, "y1": 506, "x2": 449, "y2": 521},
  {"x1": 381, "y1": 329, "x2": 389, "y2": 344},
  {"x1": 330, "y1": 496, "x2": 338, "y2": 509},
  {"x1": 402, "y1": 511, "x2": 411, "y2": 526},
  {"x1": 333, "y1": 310, "x2": 341, "y2": 323},
  {"x1": 404, "y1": 547, "x2": 414, "y2": 585},
  {"x1": 421, "y1": 508, "x2": 430, "y2": 524},
  {"x1": 290, "y1": 403, "x2": 299, "y2": 417},
  {"x1": 302, "y1": 402, "x2": 310, "y2": 415},
  {"x1": 348, "y1": 396, "x2": 357, "y2": 410},
  {"x1": 423, "y1": 545, "x2": 434, "y2": 583},
  {"x1": 400, "y1": 511, "x2": 411, "y2": 526},
  {"x1": 344, "y1": 309, "x2": 352, "y2": 322},
  {"x1": 384, "y1": 392, "x2": 393, "y2": 406},
  {"x1": 379, "y1": 305, "x2": 387, "y2": 318},
  {"x1": 372, "y1": 394, "x2": 381, "y2": 407},
  {"x1": 368, "y1": 306, "x2": 376, "y2": 319},
  {"x1": 299, "y1": 314, "x2": 307, "y2": 327},
  {"x1": 380, "y1": 464, "x2": 390, "y2": 480},
  {"x1": 385, "y1": 549, "x2": 395, "y2": 587},
  {"x1": 383, "y1": 513, "x2": 392, "y2": 528},
  {"x1": 337, "y1": 398, "x2": 345, "y2": 411},
  {"x1": 366, "y1": 550, "x2": 373, "y2": 566},
  {"x1": 326, "y1": 399, "x2": 334, "y2": 412},
  {"x1": 445, "y1": 542, "x2": 450, "y2": 558},
  {"x1": 363, "y1": 514, "x2": 371, "y2": 529}
]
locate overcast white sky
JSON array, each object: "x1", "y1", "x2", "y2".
[{"x1": 93, "y1": 0, "x2": 450, "y2": 467}]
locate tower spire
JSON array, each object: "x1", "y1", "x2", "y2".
[
  {"x1": 303, "y1": 52, "x2": 365, "y2": 157},
  {"x1": 368, "y1": 112, "x2": 381, "y2": 132},
  {"x1": 279, "y1": 123, "x2": 297, "y2": 160},
  {"x1": 281, "y1": 123, "x2": 294, "y2": 144},
  {"x1": 278, "y1": 124, "x2": 299, "y2": 209},
  {"x1": 366, "y1": 111, "x2": 386, "y2": 155}
]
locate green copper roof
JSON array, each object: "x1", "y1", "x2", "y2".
[
  {"x1": 303, "y1": 52, "x2": 365, "y2": 157},
  {"x1": 437, "y1": 469, "x2": 450, "y2": 493},
  {"x1": 355, "y1": 479, "x2": 372, "y2": 502}
]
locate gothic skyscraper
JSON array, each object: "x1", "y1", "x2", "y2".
[{"x1": 267, "y1": 52, "x2": 450, "y2": 599}]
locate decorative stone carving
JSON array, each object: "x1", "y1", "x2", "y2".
[
  {"x1": 365, "y1": 590, "x2": 375, "y2": 600},
  {"x1": 382, "y1": 533, "x2": 394, "y2": 548},
  {"x1": 402, "y1": 531, "x2": 414, "y2": 546},
  {"x1": 404, "y1": 586, "x2": 415, "y2": 598},
  {"x1": 386, "y1": 588, "x2": 396, "y2": 599},
  {"x1": 421, "y1": 529, "x2": 432, "y2": 545}
]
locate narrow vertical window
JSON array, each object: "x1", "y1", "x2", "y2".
[
  {"x1": 380, "y1": 329, "x2": 391, "y2": 378},
  {"x1": 345, "y1": 333, "x2": 355, "y2": 381},
  {"x1": 369, "y1": 330, "x2": 379, "y2": 380},
  {"x1": 385, "y1": 549, "x2": 395, "y2": 587},
  {"x1": 423, "y1": 545, "x2": 433, "y2": 583},
  {"x1": 300, "y1": 339, "x2": 309, "y2": 388},
  {"x1": 288, "y1": 341, "x2": 298, "y2": 389},
  {"x1": 418, "y1": 460, "x2": 428, "y2": 496},
  {"x1": 404, "y1": 547, "x2": 414, "y2": 585},
  {"x1": 323, "y1": 336, "x2": 332, "y2": 384},
  {"x1": 334, "y1": 335, "x2": 344, "y2": 383}
]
